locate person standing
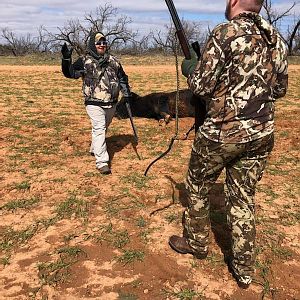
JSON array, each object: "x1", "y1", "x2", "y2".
[
  {"x1": 169, "y1": 0, "x2": 288, "y2": 289},
  {"x1": 61, "y1": 32, "x2": 132, "y2": 174}
]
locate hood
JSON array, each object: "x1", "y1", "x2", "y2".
[
  {"x1": 238, "y1": 12, "x2": 277, "y2": 48},
  {"x1": 87, "y1": 31, "x2": 109, "y2": 64}
]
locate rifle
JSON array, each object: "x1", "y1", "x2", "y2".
[{"x1": 165, "y1": 0, "x2": 205, "y2": 132}]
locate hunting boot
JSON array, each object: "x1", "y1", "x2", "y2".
[{"x1": 169, "y1": 235, "x2": 207, "y2": 259}]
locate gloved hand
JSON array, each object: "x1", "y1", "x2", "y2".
[
  {"x1": 181, "y1": 47, "x2": 198, "y2": 78},
  {"x1": 61, "y1": 43, "x2": 73, "y2": 59}
]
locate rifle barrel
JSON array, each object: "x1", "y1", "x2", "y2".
[
  {"x1": 165, "y1": 0, "x2": 182, "y2": 30},
  {"x1": 165, "y1": 0, "x2": 191, "y2": 59}
]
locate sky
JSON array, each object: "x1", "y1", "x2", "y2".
[{"x1": 1, "y1": 0, "x2": 299, "y2": 41}]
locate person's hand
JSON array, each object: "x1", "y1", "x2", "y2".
[
  {"x1": 61, "y1": 43, "x2": 73, "y2": 59},
  {"x1": 181, "y1": 47, "x2": 198, "y2": 78}
]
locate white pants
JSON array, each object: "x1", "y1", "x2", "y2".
[{"x1": 85, "y1": 105, "x2": 116, "y2": 169}]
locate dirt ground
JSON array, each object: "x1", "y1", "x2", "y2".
[{"x1": 0, "y1": 64, "x2": 299, "y2": 300}]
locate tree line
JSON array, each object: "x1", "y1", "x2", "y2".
[{"x1": 1, "y1": 1, "x2": 299, "y2": 57}]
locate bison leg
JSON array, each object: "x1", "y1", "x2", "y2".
[{"x1": 157, "y1": 96, "x2": 172, "y2": 125}]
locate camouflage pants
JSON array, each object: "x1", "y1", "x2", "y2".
[{"x1": 184, "y1": 132, "x2": 274, "y2": 282}]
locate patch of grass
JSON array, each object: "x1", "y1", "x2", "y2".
[
  {"x1": 14, "y1": 181, "x2": 31, "y2": 190},
  {"x1": 164, "y1": 288, "x2": 204, "y2": 300},
  {"x1": 0, "y1": 196, "x2": 40, "y2": 211},
  {"x1": 93, "y1": 223, "x2": 130, "y2": 249},
  {"x1": 37, "y1": 260, "x2": 71, "y2": 286},
  {"x1": 37, "y1": 246, "x2": 85, "y2": 286},
  {"x1": 254, "y1": 259, "x2": 276, "y2": 299},
  {"x1": 0, "y1": 255, "x2": 11, "y2": 266},
  {"x1": 0, "y1": 224, "x2": 39, "y2": 251},
  {"x1": 190, "y1": 259, "x2": 199, "y2": 268},
  {"x1": 288, "y1": 56, "x2": 300, "y2": 64},
  {"x1": 257, "y1": 185, "x2": 279, "y2": 202},
  {"x1": 57, "y1": 246, "x2": 86, "y2": 258},
  {"x1": 104, "y1": 196, "x2": 145, "y2": 217},
  {"x1": 130, "y1": 279, "x2": 143, "y2": 288},
  {"x1": 117, "y1": 249, "x2": 145, "y2": 265},
  {"x1": 52, "y1": 177, "x2": 66, "y2": 183},
  {"x1": 117, "y1": 292, "x2": 138, "y2": 300},
  {"x1": 278, "y1": 209, "x2": 300, "y2": 226},
  {"x1": 278, "y1": 131, "x2": 289, "y2": 138},
  {"x1": 139, "y1": 229, "x2": 153, "y2": 243},
  {"x1": 36, "y1": 194, "x2": 91, "y2": 229},
  {"x1": 283, "y1": 185, "x2": 298, "y2": 200},
  {"x1": 83, "y1": 188, "x2": 99, "y2": 197},
  {"x1": 83, "y1": 171, "x2": 97, "y2": 177},
  {"x1": 206, "y1": 253, "x2": 223, "y2": 266},
  {"x1": 272, "y1": 247, "x2": 293, "y2": 260},
  {"x1": 136, "y1": 216, "x2": 147, "y2": 227},
  {"x1": 55, "y1": 193, "x2": 90, "y2": 223},
  {"x1": 63, "y1": 233, "x2": 79, "y2": 243},
  {"x1": 120, "y1": 173, "x2": 151, "y2": 189},
  {"x1": 266, "y1": 167, "x2": 290, "y2": 176},
  {"x1": 165, "y1": 212, "x2": 181, "y2": 224},
  {"x1": 37, "y1": 216, "x2": 58, "y2": 229}
]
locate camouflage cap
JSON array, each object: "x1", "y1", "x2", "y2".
[{"x1": 95, "y1": 32, "x2": 106, "y2": 43}]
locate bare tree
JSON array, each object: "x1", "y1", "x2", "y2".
[
  {"x1": 262, "y1": 0, "x2": 300, "y2": 55},
  {"x1": 50, "y1": 3, "x2": 138, "y2": 55},
  {"x1": 262, "y1": 0, "x2": 296, "y2": 28},
  {"x1": 1, "y1": 25, "x2": 52, "y2": 56},
  {"x1": 113, "y1": 32, "x2": 153, "y2": 55},
  {"x1": 152, "y1": 20, "x2": 207, "y2": 56},
  {"x1": 47, "y1": 19, "x2": 88, "y2": 55},
  {"x1": 287, "y1": 17, "x2": 300, "y2": 55}
]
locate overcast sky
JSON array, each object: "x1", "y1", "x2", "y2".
[{"x1": 1, "y1": 0, "x2": 299, "y2": 40}]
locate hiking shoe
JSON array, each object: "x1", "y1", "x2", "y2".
[
  {"x1": 227, "y1": 259, "x2": 251, "y2": 289},
  {"x1": 98, "y1": 165, "x2": 111, "y2": 175},
  {"x1": 169, "y1": 235, "x2": 207, "y2": 259}
]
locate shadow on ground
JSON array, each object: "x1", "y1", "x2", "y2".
[{"x1": 107, "y1": 134, "x2": 139, "y2": 162}]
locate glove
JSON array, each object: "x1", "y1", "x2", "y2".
[
  {"x1": 61, "y1": 43, "x2": 73, "y2": 59},
  {"x1": 181, "y1": 47, "x2": 198, "y2": 78}
]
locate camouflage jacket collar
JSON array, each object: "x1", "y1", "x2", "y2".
[{"x1": 233, "y1": 12, "x2": 277, "y2": 47}]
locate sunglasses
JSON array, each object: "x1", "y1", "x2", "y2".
[{"x1": 95, "y1": 41, "x2": 108, "y2": 46}]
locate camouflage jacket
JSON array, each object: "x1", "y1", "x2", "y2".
[
  {"x1": 189, "y1": 12, "x2": 288, "y2": 143},
  {"x1": 62, "y1": 54, "x2": 131, "y2": 107},
  {"x1": 82, "y1": 54, "x2": 130, "y2": 106}
]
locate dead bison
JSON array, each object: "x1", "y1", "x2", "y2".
[{"x1": 116, "y1": 89, "x2": 204, "y2": 125}]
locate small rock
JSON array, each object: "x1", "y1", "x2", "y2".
[{"x1": 143, "y1": 289, "x2": 149, "y2": 294}]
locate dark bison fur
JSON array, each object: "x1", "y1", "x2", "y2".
[{"x1": 116, "y1": 90, "x2": 205, "y2": 126}]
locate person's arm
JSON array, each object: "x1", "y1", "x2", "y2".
[
  {"x1": 273, "y1": 51, "x2": 288, "y2": 99},
  {"x1": 118, "y1": 65, "x2": 131, "y2": 97},
  {"x1": 61, "y1": 43, "x2": 84, "y2": 79},
  {"x1": 188, "y1": 24, "x2": 227, "y2": 98}
]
